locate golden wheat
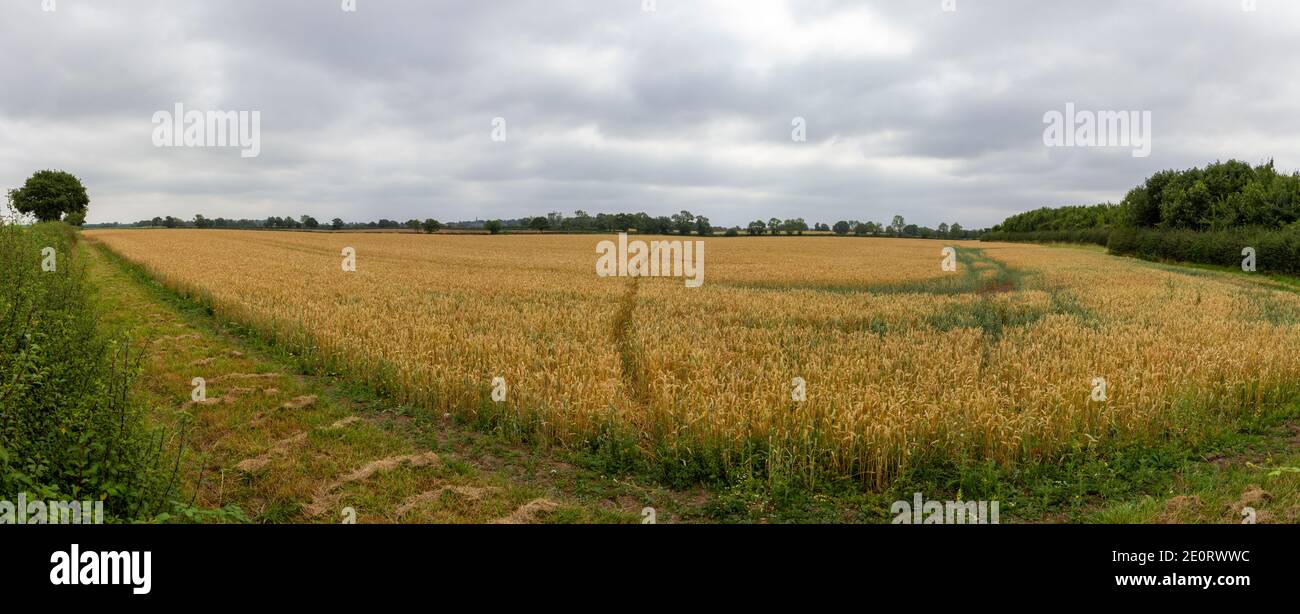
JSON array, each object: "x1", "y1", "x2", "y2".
[{"x1": 87, "y1": 230, "x2": 1300, "y2": 487}]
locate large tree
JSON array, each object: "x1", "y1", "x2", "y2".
[
  {"x1": 695, "y1": 215, "x2": 713, "y2": 236},
  {"x1": 671, "y1": 210, "x2": 695, "y2": 235},
  {"x1": 8, "y1": 170, "x2": 90, "y2": 223},
  {"x1": 890, "y1": 215, "x2": 905, "y2": 236}
]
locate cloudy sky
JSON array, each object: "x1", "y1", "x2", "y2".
[{"x1": 2, "y1": 0, "x2": 1297, "y2": 228}]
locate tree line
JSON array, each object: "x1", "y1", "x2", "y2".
[
  {"x1": 983, "y1": 159, "x2": 1300, "y2": 273},
  {"x1": 91, "y1": 209, "x2": 984, "y2": 239},
  {"x1": 484, "y1": 210, "x2": 981, "y2": 238},
  {"x1": 989, "y1": 160, "x2": 1300, "y2": 235},
  {"x1": 101, "y1": 215, "x2": 447, "y2": 234}
]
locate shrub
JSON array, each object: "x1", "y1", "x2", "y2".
[
  {"x1": 0, "y1": 221, "x2": 172, "y2": 521},
  {"x1": 1106, "y1": 225, "x2": 1300, "y2": 275}
]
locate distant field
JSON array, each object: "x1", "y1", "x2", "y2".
[{"x1": 87, "y1": 229, "x2": 1300, "y2": 489}]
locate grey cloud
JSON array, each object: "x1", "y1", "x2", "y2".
[{"x1": 1, "y1": 0, "x2": 1298, "y2": 228}]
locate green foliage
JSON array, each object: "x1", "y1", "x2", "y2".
[
  {"x1": 695, "y1": 216, "x2": 714, "y2": 236},
  {"x1": 0, "y1": 222, "x2": 174, "y2": 521},
  {"x1": 988, "y1": 160, "x2": 1300, "y2": 268},
  {"x1": 1004, "y1": 160, "x2": 1300, "y2": 237},
  {"x1": 485, "y1": 219, "x2": 503, "y2": 234},
  {"x1": 982, "y1": 228, "x2": 1112, "y2": 246},
  {"x1": 993, "y1": 203, "x2": 1121, "y2": 234},
  {"x1": 1108, "y1": 225, "x2": 1300, "y2": 275},
  {"x1": 671, "y1": 210, "x2": 695, "y2": 235},
  {"x1": 8, "y1": 170, "x2": 90, "y2": 223}
]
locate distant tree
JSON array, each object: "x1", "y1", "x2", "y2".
[
  {"x1": 672, "y1": 210, "x2": 696, "y2": 235},
  {"x1": 748, "y1": 220, "x2": 767, "y2": 236},
  {"x1": 193, "y1": 214, "x2": 212, "y2": 229},
  {"x1": 890, "y1": 215, "x2": 905, "y2": 236},
  {"x1": 529, "y1": 216, "x2": 551, "y2": 232},
  {"x1": 768, "y1": 217, "x2": 781, "y2": 235},
  {"x1": 151, "y1": 216, "x2": 163, "y2": 227},
  {"x1": 695, "y1": 215, "x2": 713, "y2": 236},
  {"x1": 421, "y1": 218, "x2": 442, "y2": 234},
  {"x1": 724, "y1": 227, "x2": 739, "y2": 237},
  {"x1": 832, "y1": 221, "x2": 851, "y2": 235},
  {"x1": 903, "y1": 224, "x2": 919, "y2": 237},
  {"x1": 404, "y1": 219, "x2": 422, "y2": 232},
  {"x1": 949, "y1": 223, "x2": 963, "y2": 237},
  {"x1": 163, "y1": 216, "x2": 180, "y2": 228},
  {"x1": 651, "y1": 216, "x2": 673, "y2": 235},
  {"x1": 568, "y1": 210, "x2": 594, "y2": 231},
  {"x1": 301, "y1": 215, "x2": 320, "y2": 229},
  {"x1": 7, "y1": 170, "x2": 90, "y2": 223},
  {"x1": 938, "y1": 222, "x2": 949, "y2": 236},
  {"x1": 485, "y1": 220, "x2": 503, "y2": 234},
  {"x1": 779, "y1": 218, "x2": 807, "y2": 235},
  {"x1": 547, "y1": 211, "x2": 564, "y2": 229},
  {"x1": 331, "y1": 218, "x2": 344, "y2": 230},
  {"x1": 853, "y1": 223, "x2": 869, "y2": 236}
]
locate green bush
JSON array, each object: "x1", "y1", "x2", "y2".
[
  {"x1": 1106, "y1": 225, "x2": 1300, "y2": 275},
  {"x1": 981, "y1": 228, "x2": 1111, "y2": 246},
  {"x1": 0, "y1": 221, "x2": 171, "y2": 521}
]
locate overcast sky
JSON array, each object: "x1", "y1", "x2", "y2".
[{"x1": 2, "y1": 0, "x2": 1298, "y2": 228}]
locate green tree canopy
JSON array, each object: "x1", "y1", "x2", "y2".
[{"x1": 8, "y1": 170, "x2": 90, "y2": 223}]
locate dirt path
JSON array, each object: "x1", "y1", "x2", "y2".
[{"x1": 83, "y1": 241, "x2": 646, "y2": 524}]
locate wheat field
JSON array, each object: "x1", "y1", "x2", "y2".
[{"x1": 86, "y1": 229, "x2": 1300, "y2": 487}]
